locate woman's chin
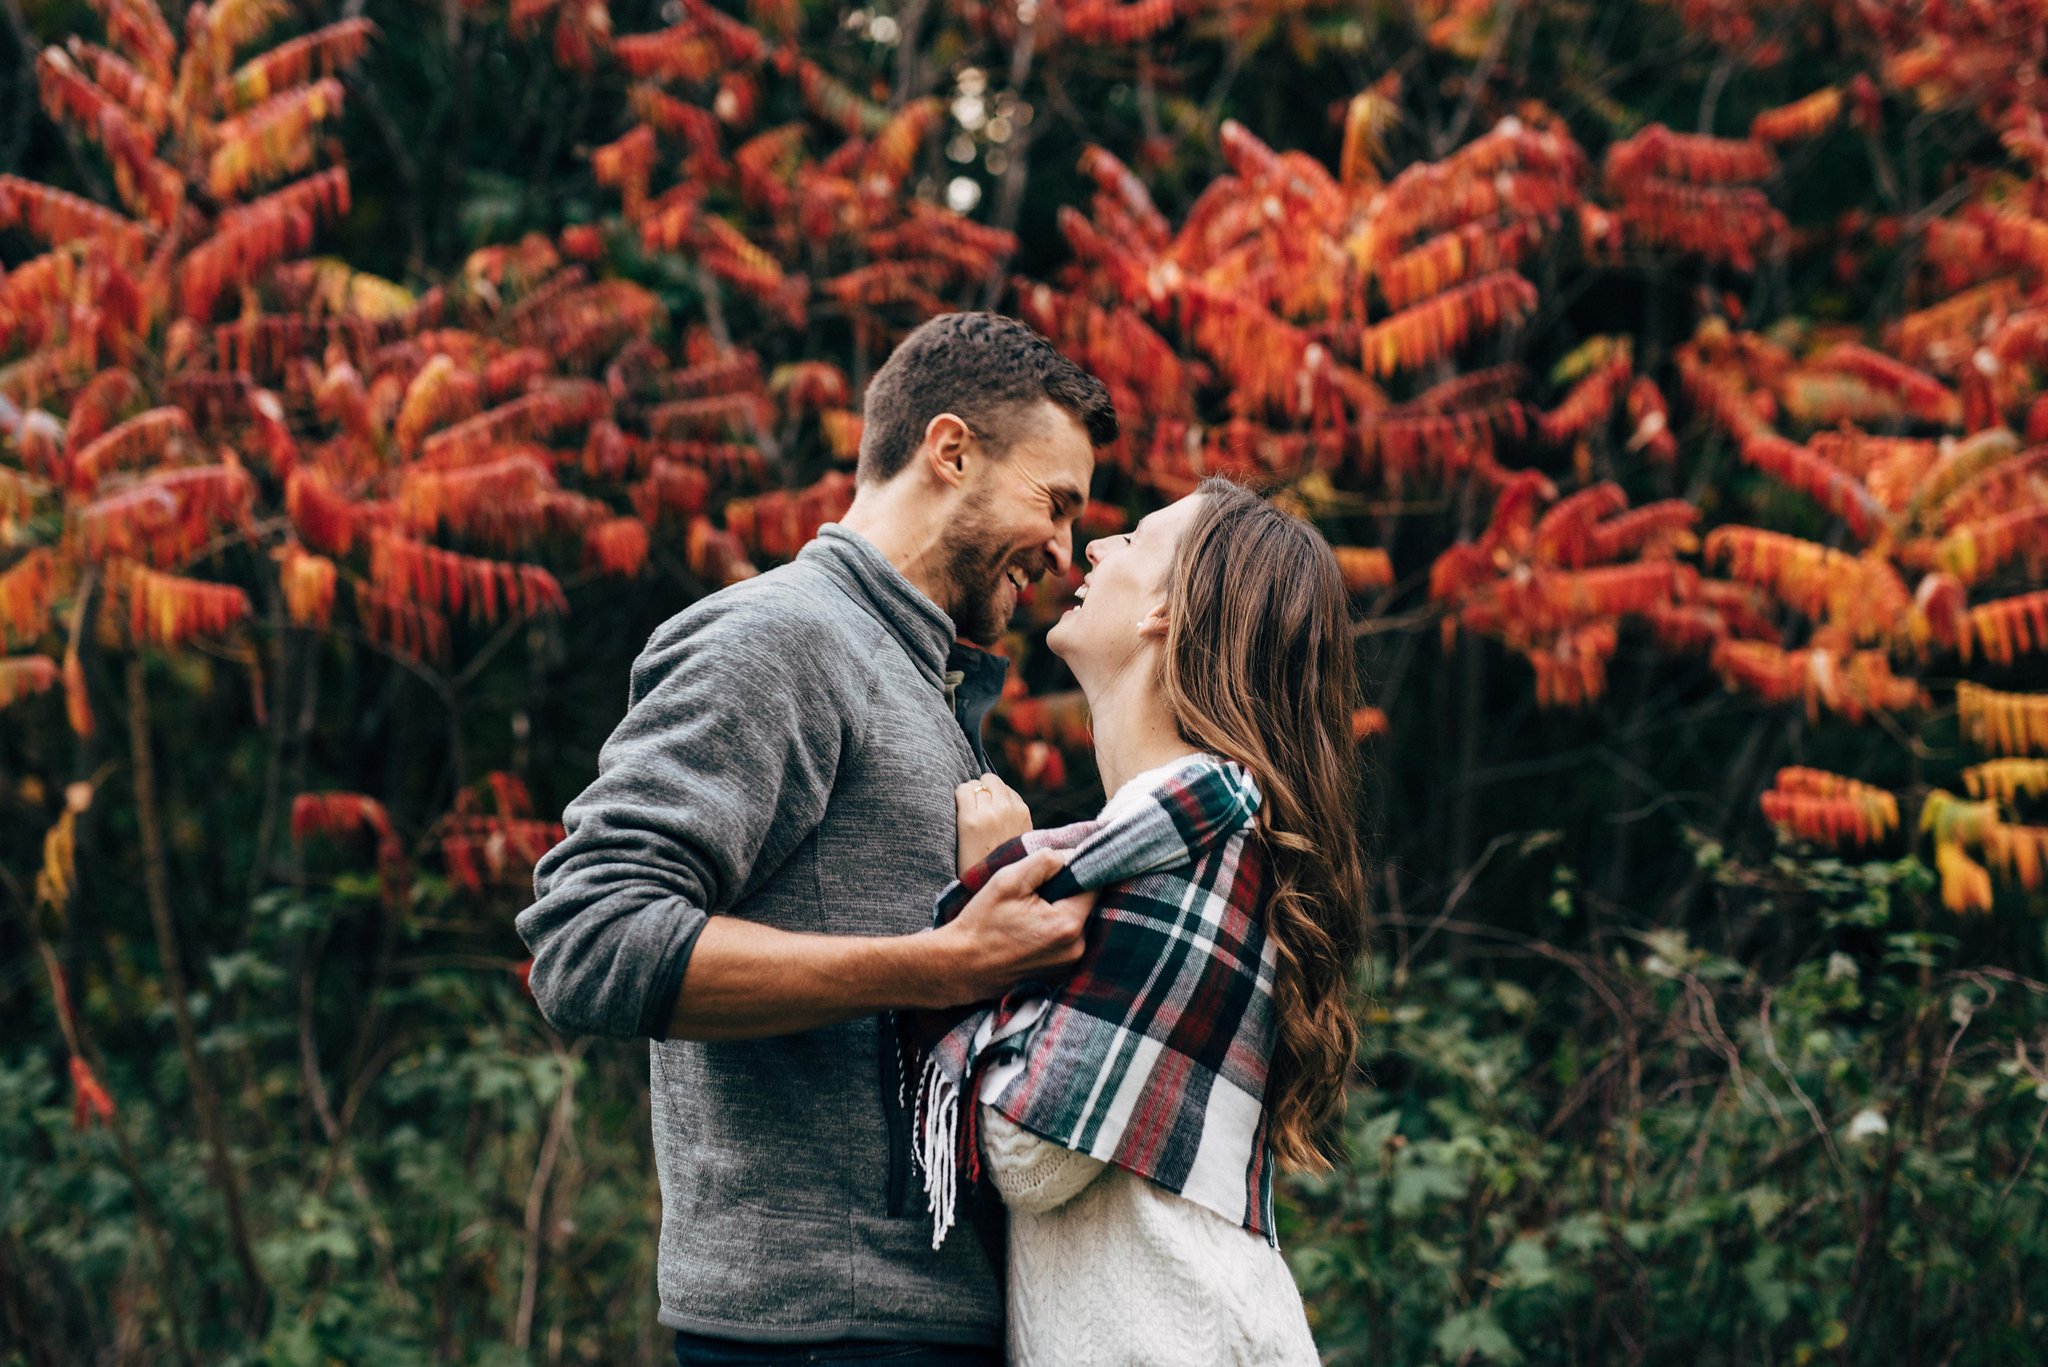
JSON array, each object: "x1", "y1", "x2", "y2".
[{"x1": 1048, "y1": 612, "x2": 1105, "y2": 669}]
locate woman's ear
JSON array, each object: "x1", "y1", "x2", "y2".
[{"x1": 1136, "y1": 601, "x2": 1170, "y2": 640}]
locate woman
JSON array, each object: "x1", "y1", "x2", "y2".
[{"x1": 898, "y1": 477, "x2": 1370, "y2": 1365}]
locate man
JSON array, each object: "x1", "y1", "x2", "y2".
[{"x1": 516, "y1": 312, "x2": 1120, "y2": 1363}]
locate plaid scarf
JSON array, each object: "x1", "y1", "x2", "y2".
[{"x1": 898, "y1": 754, "x2": 1280, "y2": 1251}]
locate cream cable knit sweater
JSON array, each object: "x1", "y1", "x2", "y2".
[
  {"x1": 982, "y1": 1111, "x2": 1320, "y2": 1365},
  {"x1": 976, "y1": 759, "x2": 1320, "y2": 1367}
]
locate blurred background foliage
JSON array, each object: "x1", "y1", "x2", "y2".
[{"x1": 2, "y1": 0, "x2": 2046, "y2": 1363}]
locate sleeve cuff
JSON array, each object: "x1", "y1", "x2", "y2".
[
  {"x1": 639, "y1": 914, "x2": 710, "y2": 1040},
  {"x1": 982, "y1": 1106, "x2": 1106, "y2": 1212}
]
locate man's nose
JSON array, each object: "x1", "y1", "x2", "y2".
[{"x1": 1045, "y1": 527, "x2": 1073, "y2": 577}]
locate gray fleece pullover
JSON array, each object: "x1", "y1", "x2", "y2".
[{"x1": 516, "y1": 524, "x2": 1008, "y2": 1344}]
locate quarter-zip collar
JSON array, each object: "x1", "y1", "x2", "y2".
[
  {"x1": 803, "y1": 524, "x2": 957, "y2": 688},
  {"x1": 803, "y1": 525, "x2": 1012, "y2": 769}
]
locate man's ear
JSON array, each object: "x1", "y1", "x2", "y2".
[
  {"x1": 1136, "y1": 600, "x2": 1171, "y2": 641},
  {"x1": 920, "y1": 413, "x2": 975, "y2": 491}
]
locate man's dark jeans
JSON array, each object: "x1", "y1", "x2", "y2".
[{"x1": 673, "y1": 1332, "x2": 1004, "y2": 1366}]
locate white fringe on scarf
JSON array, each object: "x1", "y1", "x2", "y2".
[{"x1": 916, "y1": 1051, "x2": 961, "y2": 1250}]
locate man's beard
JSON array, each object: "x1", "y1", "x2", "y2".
[{"x1": 940, "y1": 515, "x2": 1031, "y2": 647}]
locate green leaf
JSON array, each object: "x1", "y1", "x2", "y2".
[
  {"x1": 1744, "y1": 1184, "x2": 1787, "y2": 1233},
  {"x1": 1390, "y1": 1154, "x2": 1467, "y2": 1216},
  {"x1": 1552, "y1": 1213, "x2": 1606, "y2": 1253},
  {"x1": 1433, "y1": 1307, "x2": 1522, "y2": 1364},
  {"x1": 1501, "y1": 1235, "x2": 1554, "y2": 1289},
  {"x1": 1744, "y1": 1246, "x2": 1792, "y2": 1326},
  {"x1": 1493, "y1": 981, "x2": 1537, "y2": 1017},
  {"x1": 1357, "y1": 1109, "x2": 1402, "y2": 1155}
]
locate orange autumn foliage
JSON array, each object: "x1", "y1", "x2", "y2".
[
  {"x1": 0, "y1": 654, "x2": 60, "y2": 709},
  {"x1": 1709, "y1": 639, "x2": 1922, "y2": 722},
  {"x1": 418, "y1": 381, "x2": 610, "y2": 467},
  {"x1": 66, "y1": 407, "x2": 195, "y2": 492},
  {"x1": 1760, "y1": 766, "x2": 1900, "y2": 846},
  {"x1": 1538, "y1": 348, "x2": 1634, "y2": 447},
  {"x1": 396, "y1": 455, "x2": 558, "y2": 548},
  {"x1": 1967, "y1": 589, "x2": 2048, "y2": 666},
  {"x1": 439, "y1": 772, "x2": 565, "y2": 894},
  {"x1": 1702, "y1": 526, "x2": 1907, "y2": 646},
  {"x1": 1360, "y1": 272, "x2": 1540, "y2": 377},
  {"x1": 997, "y1": 689, "x2": 1094, "y2": 751},
  {"x1": 1889, "y1": 279, "x2": 2020, "y2": 368},
  {"x1": 206, "y1": 79, "x2": 346, "y2": 202},
  {"x1": 1376, "y1": 220, "x2": 1544, "y2": 312},
  {"x1": 1934, "y1": 507, "x2": 2048, "y2": 584},
  {"x1": 217, "y1": 19, "x2": 376, "y2": 110},
  {"x1": 1956, "y1": 681, "x2": 2048, "y2": 757},
  {"x1": 1962, "y1": 759, "x2": 2048, "y2": 805},
  {"x1": 292, "y1": 790, "x2": 399, "y2": 850},
  {"x1": 1, "y1": 548, "x2": 59, "y2": 645},
  {"x1": 68, "y1": 1055, "x2": 116, "y2": 1130},
  {"x1": 1921, "y1": 789, "x2": 2048, "y2": 913},
  {"x1": 75, "y1": 462, "x2": 256, "y2": 566},
  {"x1": 367, "y1": 530, "x2": 569, "y2": 624},
  {"x1": 723, "y1": 472, "x2": 855, "y2": 564},
  {"x1": 353, "y1": 586, "x2": 452, "y2": 666},
  {"x1": 1604, "y1": 125, "x2": 1777, "y2": 189},
  {"x1": 1751, "y1": 87, "x2": 1845, "y2": 144},
  {"x1": 1334, "y1": 547, "x2": 1395, "y2": 594},
  {"x1": 1614, "y1": 182, "x2": 1787, "y2": 270},
  {"x1": 583, "y1": 516, "x2": 650, "y2": 578},
  {"x1": 1806, "y1": 343, "x2": 1959, "y2": 425},
  {"x1": 275, "y1": 543, "x2": 336, "y2": 628},
  {"x1": 1429, "y1": 475, "x2": 1701, "y2": 705},
  {"x1": 293, "y1": 790, "x2": 407, "y2": 903},
  {"x1": 1736, "y1": 434, "x2": 1893, "y2": 541}
]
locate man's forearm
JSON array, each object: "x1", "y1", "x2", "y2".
[
  {"x1": 662, "y1": 850, "x2": 1091, "y2": 1042},
  {"x1": 664, "y1": 916, "x2": 964, "y2": 1041}
]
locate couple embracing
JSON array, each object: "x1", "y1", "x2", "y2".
[{"x1": 517, "y1": 312, "x2": 1368, "y2": 1365}]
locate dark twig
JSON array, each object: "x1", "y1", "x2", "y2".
[
  {"x1": 126, "y1": 656, "x2": 270, "y2": 1326},
  {"x1": 514, "y1": 1038, "x2": 587, "y2": 1350}
]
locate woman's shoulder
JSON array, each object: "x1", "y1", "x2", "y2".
[{"x1": 1098, "y1": 750, "x2": 1256, "y2": 816}]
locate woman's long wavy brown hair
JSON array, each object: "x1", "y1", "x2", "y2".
[{"x1": 1160, "y1": 477, "x2": 1370, "y2": 1171}]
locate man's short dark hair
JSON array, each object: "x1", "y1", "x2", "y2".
[{"x1": 856, "y1": 312, "x2": 1119, "y2": 485}]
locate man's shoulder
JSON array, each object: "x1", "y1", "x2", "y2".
[{"x1": 641, "y1": 557, "x2": 879, "y2": 675}]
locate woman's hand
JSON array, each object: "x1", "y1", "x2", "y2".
[{"x1": 957, "y1": 770, "x2": 1032, "y2": 873}]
